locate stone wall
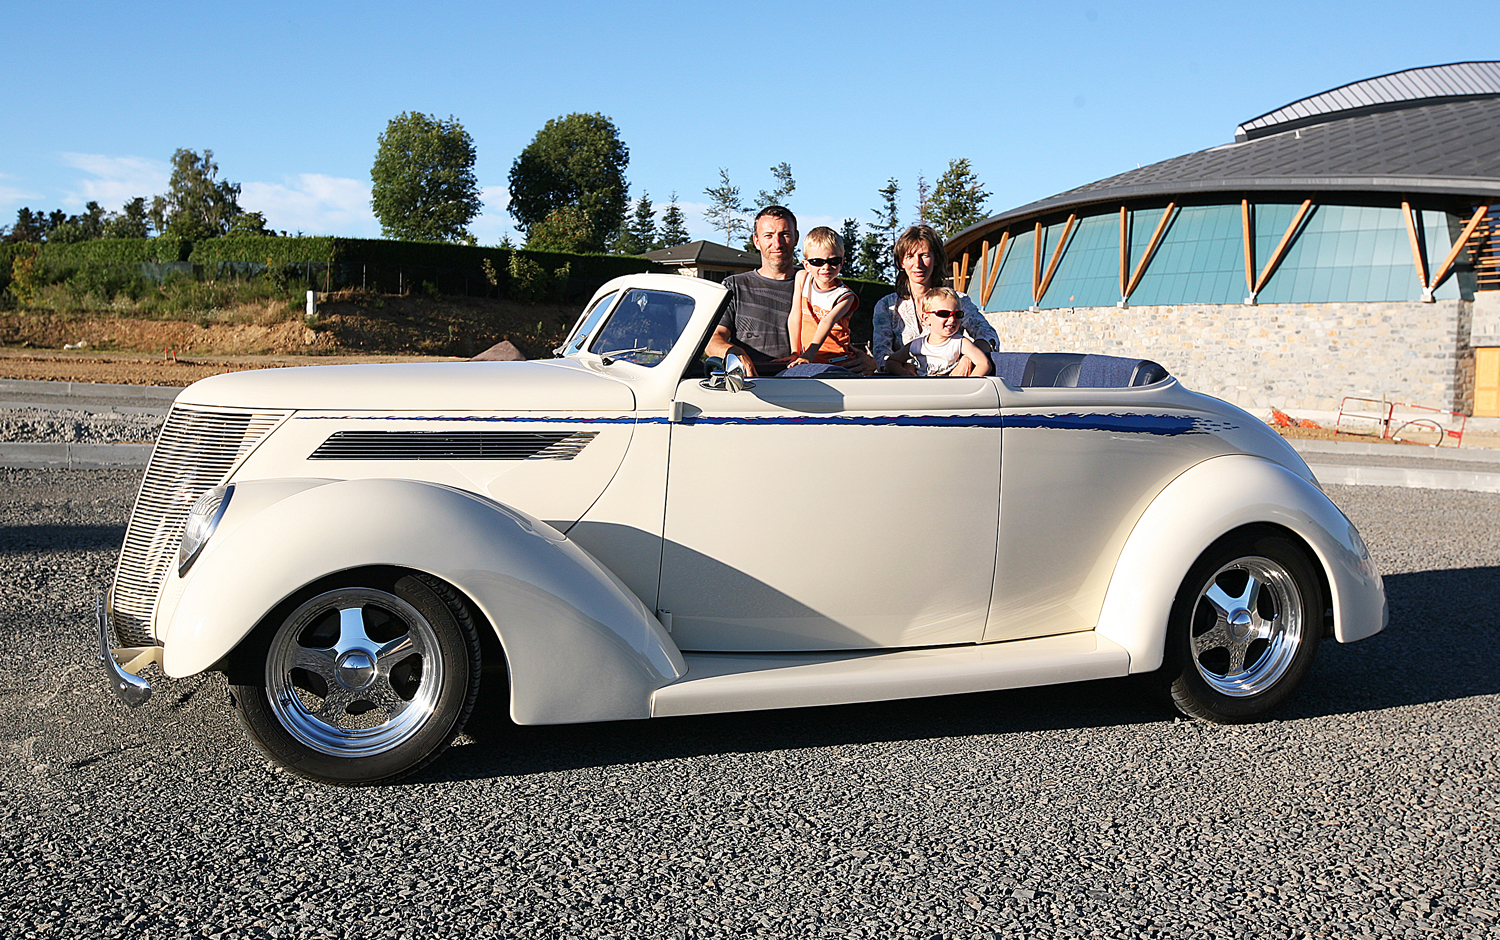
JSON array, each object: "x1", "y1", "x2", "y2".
[{"x1": 979, "y1": 299, "x2": 1474, "y2": 414}]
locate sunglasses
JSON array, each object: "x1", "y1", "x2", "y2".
[
  {"x1": 925, "y1": 309, "x2": 962, "y2": 319},
  {"x1": 805, "y1": 256, "x2": 844, "y2": 267}
]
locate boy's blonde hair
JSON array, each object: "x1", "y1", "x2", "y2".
[
  {"x1": 920, "y1": 287, "x2": 962, "y2": 313},
  {"x1": 803, "y1": 226, "x2": 843, "y2": 255}
]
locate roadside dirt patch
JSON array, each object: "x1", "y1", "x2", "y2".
[{"x1": 0, "y1": 292, "x2": 578, "y2": 361}]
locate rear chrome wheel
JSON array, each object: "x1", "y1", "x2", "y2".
[
  {"x1": 1165, "y1": 531, "x2": 1322, "y2": 723},
  {"x1": 233, "y1": 573, "x2": 479, "y2": 784}
]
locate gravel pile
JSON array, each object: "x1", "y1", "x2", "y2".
[
  {"x1": 4, "y1": 473, "x2": 1498, "y2": 938},
  {"x1": 0, "y1": 407, "x2": 162, "y2": 444}
]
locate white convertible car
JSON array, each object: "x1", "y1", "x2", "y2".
[{"x1": 98, "y1": 273, "x2": 1386, "y2": 784}]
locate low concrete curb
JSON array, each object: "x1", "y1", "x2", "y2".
[
  {"x1": 0, "y1": 442, "x2": 155, "y2": 469},
  {"x1": 1305, "y1": 462, "x2": 1500, "y2": 493}
]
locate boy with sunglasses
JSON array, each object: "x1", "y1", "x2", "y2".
[
  {"x1": 891, "y1": 288, "x2": 993, "y2": 377},
  {"x1": 787, "y1": 227, "x2": 859, "y2": 367}
]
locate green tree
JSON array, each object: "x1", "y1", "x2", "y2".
[
  {"x1": 103, "y1": 197, "x2": 151, "y2": 239},
  {"x1": 755, "y1": 162, "x2": 795, "y2": 208},
  {"x1": 704, "y1": 168, "x2": 748, "y2": 245},
  {"x1": 226, "y1": 211, "x2": 271, "y2": 236},
  {"x1": 839, "y1": 218, "x2": 863, "y2": 279},
  {"x1": 659, "y1": 192, "x2": 690, "y2": 247},
  {"x1": 47, "y1": 201, "x2": 109, "y2": 243},
  {"x1": 929, "y1": 158, "x2": 991, "y2": 239},
  {"x1": 508, "y1": 112, "x2": 629, "y2": 252},
  {"x1": 868, "y1": 178, "x2": 902, "y2": 283},
  {"x1": 525, "y1": 204, "x2": 595, "y2": 252},
  {"x1": 627, "y1": 192, "x2": 658, "y2": 253},
  {"x1": 158, "y1": 149, "x2": 245, "y2": 240},
  {"x1": 3, "y1": 208, "x2": 48, "y2": 243},
  {"x1": 370, "y1": 112, "x2": 482, "y2": 242}
]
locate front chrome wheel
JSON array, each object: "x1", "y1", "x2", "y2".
[
  {"x1": 1165, "y1": 531, "x2": 1322, "y2": 723},
  {"x1": 266, "y1": 588, "x2": 444, "y2": 757},
  {"x1": 1187, "y1": 556, "x2": 1304, "y2": 697},
  {"x1": 233, "y1": 573, "x2": 479, "y2": 784}
]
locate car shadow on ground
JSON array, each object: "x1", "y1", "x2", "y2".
[
  {"x1": 421, "y1": 565, "x2": 1500, "y2": 784},
  {"x1": 0, "y1": 524, "x2": 126, "y2": 554}
]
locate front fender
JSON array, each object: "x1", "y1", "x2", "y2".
[
  {"x1": 160, "y1": 477, "x2": 685, "y2": 724},
  {"x1": 1095, "y1": 454, "x2": 1386, "y2": 673}
]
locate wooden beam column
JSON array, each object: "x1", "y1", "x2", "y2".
[
  {"x1": 1253, "y1": 198, "x2": 1313, "y2": 296},
  {"x1": 1241, "y1": 198, "x2": 1255, "y2": 302},
  {"x1": 1122, "y1": 203, "x2": 1176, "y2": 303},
  {"x1": 1427, "y1": 204, "x2": 1491, "y2": 297},
  {"x1": 1403, "y1": 200, "x2": 1430, "y2": 299}
]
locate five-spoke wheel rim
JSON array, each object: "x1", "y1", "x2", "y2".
[
  {"x1": 1188, "y1": 555, "x2": 1304, "y2": 697},
  {"x1": 266, "y1": 588, "x2": 444, "y2": 757}
]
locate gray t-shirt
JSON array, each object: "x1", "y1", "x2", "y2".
[{"x1": 720, "y1": 269, "x2": 797, "y2": 369}]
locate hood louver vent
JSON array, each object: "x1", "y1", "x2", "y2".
[{"x1": 309, "y1": 429, "x2": 598, "y2": 461}]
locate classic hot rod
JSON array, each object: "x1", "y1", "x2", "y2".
[{"x1": 98, "y1": 273, "x2": 1385, "y2": 784}]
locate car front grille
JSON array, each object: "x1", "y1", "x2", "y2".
[{"x1": 110, "y1": 404, "x2": 290, "y2": 647}]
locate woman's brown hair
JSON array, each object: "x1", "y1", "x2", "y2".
[{"x1": 892, "y1": 224, "x2": 947, "y2": 300}]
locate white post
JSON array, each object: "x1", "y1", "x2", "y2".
[{"x1": 306, "y1": 290, "x2": 317, "y2": 319}]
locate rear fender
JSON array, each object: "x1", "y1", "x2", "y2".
[
  {"x1": 1095, "y1": 455, "x2": 1386, "y2": 672},
  {"x1": 160, "y1": 477, "x2": 685, "y2": 724}
]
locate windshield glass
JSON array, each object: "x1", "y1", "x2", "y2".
[
  {"x1": 586, "y1": 288, "x2": 696, "y2": 367},
  {"x1": 560, "y1": 290, "x2": 619, "y2": 356}
]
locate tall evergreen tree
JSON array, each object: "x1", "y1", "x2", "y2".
[
  {"x1": 868, "y1": 178, "x2": 902, "y2": 283},
  {"x1": 755, "y1": 162, "x2": 795, "y2": 209},
  {"x1": 626, "y1": 192, "x2": 658, "y2": 253},
  {"x1": 839, "y1": 218, "x2": 863, "y2": 279},
  {"x1": 704, "y1": 169, "x2": 749, "y2": 245},
  {"x1": 659, "y1": 192, "x2": 690, "y2": 247},
  {"x1": 929, "y1": 158, "x2": 991, "y2": 239}
]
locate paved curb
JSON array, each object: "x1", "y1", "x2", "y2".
[
  {"x1": 1305, "y1": 462, "x2": 1500, "y2": 493},
  {"x1": 1288, "y1": 437, "x2": 1500, "y2": 464},
  {"x1": 0, "y1": 442, "x2": 155, "y2": 469}
]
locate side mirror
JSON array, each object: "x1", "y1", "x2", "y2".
[
  {"x1": 723, "y1": 352, "x2": 753, "y2": 392},
  {"x1": 699, "y1": 353, "x2": 754, "y2": 392}
]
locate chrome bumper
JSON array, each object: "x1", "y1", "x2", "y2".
[{"x1": 96, "y1": 592, "x2": 157, "y2": 708}]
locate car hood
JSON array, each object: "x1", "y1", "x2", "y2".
[{"x1": 173, "y1": 360, "x2": 636, "y2": 413}]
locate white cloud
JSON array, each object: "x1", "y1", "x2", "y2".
[
  {"x1": 58, "y1": 153, "x2": 169, "y2": 209},
  {"x1": 240, "y1": 174, "x2": 376, "y2": 237}
]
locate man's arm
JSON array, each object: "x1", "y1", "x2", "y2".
[{"x1": 704, "y1": 324, "x2": 759, "y2": 378}]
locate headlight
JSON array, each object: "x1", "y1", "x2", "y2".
[{"x1": 179, "y1": 485, "x2": 233, "y2": 576}]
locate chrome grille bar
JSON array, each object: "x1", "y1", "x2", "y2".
[{"x1": 109, "y1": 404, "x2": 290, "y2": 646}]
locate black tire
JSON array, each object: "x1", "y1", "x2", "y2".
[
  {"x1": 231, "y1": 572, "x2": 480, "y2": 785},
  {"x1": 1163, "y1": 530, "x2": 1322, "y2": 723}
]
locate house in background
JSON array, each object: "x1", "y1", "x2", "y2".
[{"x1": 642, "y1": 240, "x2": 760, "y2": 282}]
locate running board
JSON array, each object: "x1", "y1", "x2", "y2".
[{"x1": 650, "y1": 633, "x2": 1131, "y2": 718}]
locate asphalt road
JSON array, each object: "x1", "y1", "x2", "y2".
[{"x1": 2, "y1": 470, "x2": 1497, "y2": 939}]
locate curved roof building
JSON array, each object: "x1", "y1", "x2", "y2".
[{"x1": 949, "y1": 63, "x2": 1500, "y2": 419}]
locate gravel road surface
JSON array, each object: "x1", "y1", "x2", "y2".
[{"x1": 2, "y1": 471, "x2": 1497, "y2": 939}]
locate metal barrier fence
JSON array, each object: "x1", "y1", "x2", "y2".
[{"x1": 1336, "y1": 397, "x2": 1468, "y2": 447}]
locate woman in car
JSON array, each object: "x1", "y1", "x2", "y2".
[{"x1": 872, "y1": 224, "x2": 998, "y2": 375}]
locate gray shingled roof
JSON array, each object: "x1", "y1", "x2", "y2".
[
  {"x1": 1237, "y1": 60, "x2": 1500, "y2": 140},
  {"x1": 951, "y1": 66, "x2": 1500, "y2": 252}
]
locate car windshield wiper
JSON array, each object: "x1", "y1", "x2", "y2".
[{"x1": 597, "y1": 347, "x2": 665, "y2": 364}]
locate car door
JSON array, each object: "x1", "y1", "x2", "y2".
[{"x1": 658, "y1": 375, "x2": 1001, "y2": 652}]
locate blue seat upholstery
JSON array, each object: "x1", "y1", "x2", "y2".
[{"x1": 996, "y1": 353, "x2": 1171, "y2": 388}]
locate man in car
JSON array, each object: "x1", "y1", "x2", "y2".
[{"x1": 706, "y1": 206, "x2": 876, "y2": 377}]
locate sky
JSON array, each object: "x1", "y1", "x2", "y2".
[{"x1": 5, "y1": 1, "x2": 1499, "y2": 247}]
